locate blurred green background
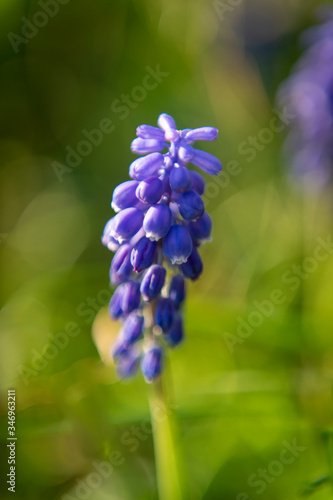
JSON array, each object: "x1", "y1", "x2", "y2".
[{"x1": 1, "y1": 0, "x2": 333, "y2": 499}]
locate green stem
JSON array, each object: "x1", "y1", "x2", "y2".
[{"x1": 148, "y1": 366, "x2": 184, "y2": 500}]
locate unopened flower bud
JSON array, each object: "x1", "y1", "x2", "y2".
[
  {"x1": 141, "y1": 346, "x2": 163, "y2": 382},
  {"x1": 163, "y1": 225, "x2": 193, "y2": 264},
  {"x1": 140, "y1": 265, "x2": 166, "y2": 301}
]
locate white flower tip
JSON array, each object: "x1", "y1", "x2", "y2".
[
  {"x1": 107, "y1": 242, "x2": 118, "y2": 252},
  {"x1": 145, "y1": 232, "x2": 160, "y2": 242},
  {"x1": 111, "y1": 202, "x2": 121, "y2": 213},
  {"x1": 171, "y1": 256, "x2": 188, "y2": 265},
  {"x1": 110, "y1": 231, "x2": 124, "y2": 244}
]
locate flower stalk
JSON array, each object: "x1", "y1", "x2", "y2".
[{"x1": 148, "y1": 366, "x2": 184, "y2": 500}]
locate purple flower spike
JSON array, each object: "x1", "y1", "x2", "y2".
[
  {"x1": 121, "y1": 280, "x2": 141, "y2": 315},
  {"x1": 177, "y1": 190, "x2": 205, "y2": 221},
  {"x1": 165, "y1": 314, "x2": 184, "y2": 347},
  {"x1": 129, "y1": 152, "x2": 164, "y2": 181},
  {"x1": 122, "y1": 311, "x2": 144, "y2": 347},
  {"x1": 184, "y1": 127, "x2": 218, "y2": 142},
  {"x1": 189, "y1": 170, "x2": 206, "y2": 195},
  {"x1": 143, "y1": 205, "x2": 172, "y2": 241},
  {"x1": 136, "y1": 176, "x2": 164, "y2": 205},
  {"x1": 137, "y1": 124, "x2": 165, "y2": 141},
  {"x1": 131, "y1": 236, "x2": 157, "y2": 273},
  {"x1": 179, "y1": 246, "x2": 203, "y2": 281},
  {"x1": 102, "y1": 113, "x2": 222, "y2": 383},
  {"x1": 111, "y1": 207, "x2": 144, "y2": 243},
  {"x1": 163, "y1": 225, "x2": 193, "y2": 264},
  {"x1": 140, "y1": 265, "x2": 166, "y2": 301},
  {"x1": 157, "y1": 113, "x2": 176, "y2": 131},
  {"x1": 188, "y1": 212, "x2": 212, "y2": 245},
  {"x1": 110, "y1": 244, "x2": 133, "y2": 285},
  {"x1": 131, "y1": 138, "x2": 167, "y2": 154},
  {"x1": 111, "y1": 180, "x2": 139, "y2": 212},
  {"x1": 155, "y1": 297, "x2": 174, "y2": 332},
  {"x1": 168, "y1": 274, "x2": 186, "y2": 308},
  {"x1": 191, "y1": 149, "x2": 222, "y2": 175},
  {"x1": 141, "y1": 346, "x2": 163, "y2": 382},
  {"x1": 169, "y1": 165, "x2": 192, "y2": 193}
]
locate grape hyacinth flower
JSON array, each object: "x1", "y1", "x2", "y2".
[
  {"x1": 102, "y1": 113, "x2": 222, "y2": 383},
  {"x1": 277, "y1": 8, "x2": 333, "y2": 187}
]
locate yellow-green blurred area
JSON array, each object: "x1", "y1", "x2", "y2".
[{"x1": 1, "y1": 0, "x2": 333, "y2": 499}]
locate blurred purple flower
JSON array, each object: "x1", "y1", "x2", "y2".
[{"x1": 277, "y1": 8, "x2": 333, "y2": 187}]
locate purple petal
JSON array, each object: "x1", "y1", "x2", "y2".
[
  {"x1": 111, "y1": 207, "x2": 144, "y2": 243},
  {"x1": 184, "y1": 127, "x2": 218, "y2": 142},
  {"x1": 187, "y1": 212, "x2": 212, "y2": 245},
  {"x1": 122, "y1": 312, "x2": 144, "y2": 347},
  {"x1": 163, "y1": 225, "x2": 193, "y2": 264},
  {"x1": 177, "y1": 190, "x2": 205, "y2": 221},
  {"x1": 116, "y1": 348, "x2": 141, "y2": 379},
  {"x1": 179, "y1": 246, "x2": 203, "y2": 281},
  {"x1": 136, "y1": 176, "x2": 164, "y2": 205},
  {"x1": 164, "y1": 313, "x2": 184, "y2": 347},
  {"x1": 157, "y1": 113, "x2": 177, "y2": 131},
  {"x1": 141, "y1": 346, "x2": 163, "y2": 382},
  {"x1": 131, "y1": 138, "x2": 167, "y2": 154},
  {"x1": 111, "y1": 180, "x2": 139, "y2": 212},
  {"x1": 102, "y1": 218, "x2": 120, "y2": 251},
  {"x1": 131, "y1": 236, "x2": 157, "y2": 272},
  {"x1": 168, "y1": 274, "x2": 186, "y2": 308},
  {"x1": 178, "y1": 143, "x2": 195, "y2": 164},
  {"x1": 110, "y1": 244, "x2": 133, "y2": 285},
  {"x1": 155, "y1": 297, "x2": 174, "y2": 332},
  {"x1": 169, "y1": 165, "x2": 192, "y2": 192},
  {"x1": 180, "y1": 128, "x2": 193, "y2": 141},
  {"x1": 189, "y1": 170, "x2": 206, "y2": 195},
  {"x1": 143, "y1": 205, "x2": 172, "y2": 241},
  {"x1": 165, "y1": 129, "x2": 179, "y2": 142},
  {"x1": 129, "y1": 152, "x2": 164, "y2": 181},
  {"x1": 121, "y1": 280, "x2": 141, "y2": 315},
  {"x1": 108, "y1": 286, "x2": 124, "y2": 319},
  {"x1": 136, "y1": 124, "x2": 165, "y2": 141},
  {"x1": 163, "y1": 155, "x2": 175, "y2": 172},
  {"x1": 140, "y1": 265, "x2": 166, "y2": 301},
  {"x1": 112, "y1": 335, "x2": 129, "y2": 359},
  {"x1": 191, "y1": 148, "x2": 222, "y2": 175}
]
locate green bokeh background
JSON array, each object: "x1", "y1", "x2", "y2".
[{"x1": 1, "y1": 0, "x2": 333, "y2": 499}]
